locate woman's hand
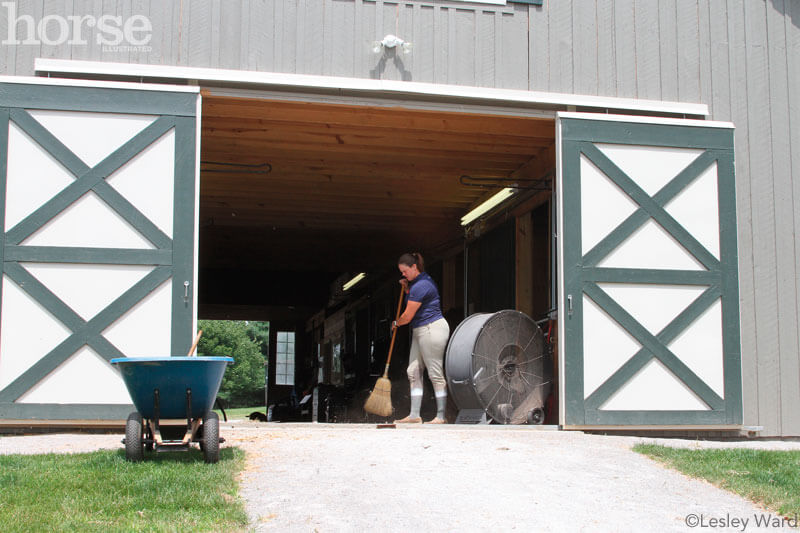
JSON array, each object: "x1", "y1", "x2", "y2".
[{"x1": 399, "y1": 278, "x2": 409, "y2": 293}]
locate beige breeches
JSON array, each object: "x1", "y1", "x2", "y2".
[{"x1": 407, "y1": 318, "x2": 450, "y2": 392}]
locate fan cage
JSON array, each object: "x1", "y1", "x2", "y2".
[{"x1": 446, "y1": 310, "x2": 551, "y2": 424}]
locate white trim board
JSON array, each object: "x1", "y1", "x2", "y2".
[
  {"x1": 562, "y1": 425, "x2": 744, "y2": 431},
  {"x1": 0, "y1": 75, "x2": 199, "y2": 94},
  {"x1": 558, "y1": 112, "x2": 733, "y2": 129},
  {"x1": 204, "y1": 86, "x2": 556, "y2": 119},
  {"x1": 34, "y1": 59, "x2": 709, "y2": 117}
]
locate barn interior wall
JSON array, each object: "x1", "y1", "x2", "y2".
[{"x1": 3, "y1": 0, "x2": 798, "y2": 435}]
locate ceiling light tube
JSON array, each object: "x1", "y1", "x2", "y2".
[
  {"x1": 460, "y1": 187, "x2": 516, "y2": 226},
  {"x1": 343, "y1": 272, "x2": 366, "y2": 291}
]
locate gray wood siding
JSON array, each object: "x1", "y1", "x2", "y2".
[{"x1": 1, "y1": 0, "x2": 799, "y2": 436}]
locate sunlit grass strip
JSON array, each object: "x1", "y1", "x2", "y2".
[
  {"x1": 634, "y1": 444, "x2": 800, "y2": 519},
  {"x1": 0, "y1": 447, "x2": 248, "y2": 533},
  {"x1": 214, "y1": 405, "x2": 266, "y2": 421}
]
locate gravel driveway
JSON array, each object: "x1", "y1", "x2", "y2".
[{"x1": 2, "y1": 423, "x2": 799, "y2": 532}]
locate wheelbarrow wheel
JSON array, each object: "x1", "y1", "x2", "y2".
[
  {"x1": 125, "y1": 412, "x2": 144, "y2": 462},
  {"x1": 202, "y1": 412, "x2": 220, "y2": 464}
]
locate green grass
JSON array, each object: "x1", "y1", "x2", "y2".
[
  {"x1": 215, "y1": 405, "x2": 265, "y2": 421},
  {"x1": 0, "y1": 447, "x2": 248, "y2": 533},
  {"x1": 634, "y1": 444, "x2": 800, "y2": 518}
]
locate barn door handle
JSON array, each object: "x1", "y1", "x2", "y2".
[
  {"x1": 183, "y1": 281, "x2": 190, "y2": 301},
  {"x1": 567, "y1": 294, "x2": 573, "y2": 316}
]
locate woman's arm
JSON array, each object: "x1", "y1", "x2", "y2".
[{"x1": 394, "y1": 300, "x2": 421, "y2": 328}]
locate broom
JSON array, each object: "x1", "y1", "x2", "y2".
[{"x1": 363, "y1": 290, "x2": 405, "y2": 417}]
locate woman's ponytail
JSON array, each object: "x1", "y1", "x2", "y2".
[{"x1": 412, "y1": 252, "x2": 425, "y2": 272}]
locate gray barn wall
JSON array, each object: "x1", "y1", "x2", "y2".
[{"x1": 1, "y1": 0, "x2": 798, "y2": 437}]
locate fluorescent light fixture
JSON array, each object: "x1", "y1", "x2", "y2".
[
  {"x1": 343, "y1": 272, "x2": 366, "y2": 291},
  {"x1": 460, "y1": 187, "x2": 516, "y2": 226}
]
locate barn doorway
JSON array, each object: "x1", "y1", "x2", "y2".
[{"x1": 196, "y1": 95, "x2": 557, "y2": 423}]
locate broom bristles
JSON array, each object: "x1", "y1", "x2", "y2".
[{"x1": 364, "y1": 376, "x2": 393, "y2": 417}]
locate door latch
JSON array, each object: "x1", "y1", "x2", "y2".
[
  {"x1": 183, "y1": 281, "x2": 190, "y2": 302},
  {"x1": 567, "y1": 294, "x2": 573, "y2": 316}
]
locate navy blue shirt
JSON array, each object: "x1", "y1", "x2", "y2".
[{"x1": 407, "y1": 272, "x2": 444, "y2": 328}]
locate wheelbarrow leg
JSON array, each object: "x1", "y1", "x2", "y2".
[
  {"x1": 147, "y1": 419, "x2": 161, "y2": 446},
  {"x1": 181, "y1": 388, "x2": 196, "y2": 445},
  {"x1": 125, "y1": 412, "x2": 144, "y2": 462},
  {"x1": 186, "y1": 418, "x2": 202, "y2": 445},
  {"x1": 144, "y1": 420, "x2": 155, "y2": 451},
  {"x1": 150, "y1": 388, "x2": 164, "y2": 446}
]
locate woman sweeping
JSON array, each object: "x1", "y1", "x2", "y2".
[{"x1": 392, "y1": 252, "x2": 450, "y2": 424}]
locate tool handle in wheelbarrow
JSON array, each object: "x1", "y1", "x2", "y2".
[{"x1": 187, "y1": 330, "x2": 203, "y2": 356}]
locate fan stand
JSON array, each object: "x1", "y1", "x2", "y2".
[{"x1": 454, "y1": 409, "x2": 489, "y2": 424}]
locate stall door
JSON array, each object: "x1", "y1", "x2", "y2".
[
  {"x1": 0, "y1": 79, "x2": 199, "y2": 420},
  {"x1": 557, "y1": 113, "x2": 742, "y2": 427}
]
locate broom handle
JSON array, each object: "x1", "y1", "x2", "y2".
[{"x1": 382, "y1": 289, "x2": 406, "y2": 377}]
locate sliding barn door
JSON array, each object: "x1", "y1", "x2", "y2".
[
  {"x1": 0, "y1": 79, "x2": 199, "y2": 420},
  {"x1": 557, "y1": 113, "x2": 742, "y2": 428}
]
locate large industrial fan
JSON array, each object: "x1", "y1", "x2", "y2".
[{"x1": 446, "y1": 310, "x2": 551, "y2": 424}]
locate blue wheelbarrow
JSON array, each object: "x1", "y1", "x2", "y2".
[{"x1": 111, "y1": 355, "x2": 233, "y2": 463}]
